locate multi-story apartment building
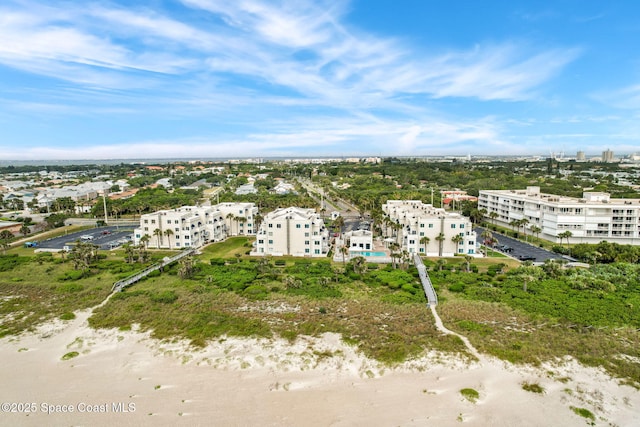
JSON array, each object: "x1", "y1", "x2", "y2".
[
  {"x1": 215, "y1": 202, "x2": 259, "y2": 237},
  {"x1": 133, "y1": 203, "x2": 258, "y2": 249},
  {"x1": 382, "y1": 200, "x2": 477, "y2": 257},
  {"x1": 252, "y1": 207, "x2": 329, "y2": 257},
  {"x1": 478, "y1": 186, "x2": 640, "y2": 245}
]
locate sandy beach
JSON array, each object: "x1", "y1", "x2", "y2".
[{"x1": 1, "y1": 307, "x2": 638, "y2": 427}]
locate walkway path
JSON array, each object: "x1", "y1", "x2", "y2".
[
  {"x1": 430, "y1": 305, "x2": 481, "y2": 360},
  {"x1": 413, "y1": 254, "x2": 481, "y2": 359},
  {"x1": 111, "y1": 248, "x2": 195, "y2": 292}
]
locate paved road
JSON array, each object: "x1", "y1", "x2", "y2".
[
  {"x1": 37, "y1": 226, "x2": 134, "y2": 251},
  {"x1": 475, "y1": 227, "x2": 571, "y2": 263}
]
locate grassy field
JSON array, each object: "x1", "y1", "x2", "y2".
[{"x1": 1, "y1": 238, "x2": 639, "y2": 386}]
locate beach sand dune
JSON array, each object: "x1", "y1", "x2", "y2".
[{"x1": 1, "y1": 308, "x2": 638, "y2": 426}]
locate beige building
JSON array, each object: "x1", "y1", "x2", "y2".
[
  {"x1": 478, "y1": 186, "x2": 640, "y2": 244},
  {"x1": 252, "y1": 207, "x2": 329, "y2": 257},
  {"x1": 382, "y1": 200, "x2": 477, "y2": 257}
]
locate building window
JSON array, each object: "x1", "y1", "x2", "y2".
[
  {"x1": 305, "y1": 240, "x2": 310, "y2": 245},
  {"x1": 276, "y1": 224, "x2": 282, "y2": 229},
  {"x1": 428, "y1": 224, "x2": 433, "y2": 228},
  {"x1": 268, "y1": 239, "x2": 273, "y2": 244},
  {"x1": 258, "y1": 240, "x2": 264, "y2": 244},
  {"x1": 460, "y1": 224, "x2": 465, "y2": 229},
  {"x1": 305, "y1": 232, "x2": 310, "y2": 237},
  {"x1": 305, "y1": 249, "x2": 310, "y2": 253},
  {"x1": 451, "y1": 224, "x2": 456, "y2": 229},
  {"x1": 304, "y1": 224, "x2": 310, "y2": 228},
  {"x1": 296, "y1": 224, "x2": 301, "y2": 228},
  {"x1": 314, "y1": 249, "x2": 320, "y2": 254},
  {"x1": 268, "y1": 223, "x2": 273, "y2": 228}
]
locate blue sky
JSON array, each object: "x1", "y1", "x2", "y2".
[{"x1": 1, "y1": 0, "x2": 640, "y2": 160}]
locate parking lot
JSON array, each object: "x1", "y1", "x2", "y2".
[
  {"x1": 475, "y1": 227, "x2": 572, "y2": 263},
  {"x1": 36, "y1": 226, "x2": 134, "y2": 251}
]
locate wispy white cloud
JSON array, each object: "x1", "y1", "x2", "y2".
[{"x1": 0, "y1": 0, "x2": 586, "y2": 159}]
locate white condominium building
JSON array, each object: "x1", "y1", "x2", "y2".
[
  {"x1": 478, "y1": 186, "x2": 640, "y2": 244},
  {"x1": 133, "y1": 203, "x2": 258, "y2": 249},
  {"x1": 215, "y1": 202, "x2": 259, "y2": 237},
  {"x1": 252, "y1": 207, "x2": 329, "y2": 257},
  {"x1": 382, "y1": 200, "x2": 477, "y2": 257}
]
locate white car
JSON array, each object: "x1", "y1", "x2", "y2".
[{"x1": 80, "y1": 235, "x2": 94, "y2": 241}]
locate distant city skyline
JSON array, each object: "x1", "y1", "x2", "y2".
[{"x1": 2, "y1": 1, "x2": 640, "y2": 160}]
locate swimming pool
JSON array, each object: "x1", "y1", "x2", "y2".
[{"x1": 351, "y1": 251, "x2": 387, "y2": 257}]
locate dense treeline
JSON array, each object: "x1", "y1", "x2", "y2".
[
  {"x1": 310, "y1": 160, "x2": 640, "y2": 214},
  {"x1": 552, "y1": 240, "x2": 640, "y2": 263}
]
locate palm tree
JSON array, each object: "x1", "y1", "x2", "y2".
[
  {"x1": 163, "y1": 229, "x2": 174, "y2": 249},
  {"x1": 464, "y1": 255, "x2": 473, "y2": 272},
  {"x1": 480, "y1": 229, "x2": 494, "y2": 247},
  {"x1": 558, "y1": 230, "x2": 573, "y2": 248},
  {"x1": 435, "y1": 232, "x2": 445, "y2": 257},
  {"x1": 226, "y1": 213, "x2": 235, "y2": 236},
  {"x1": 489, "y1": 211, "x2": 499, "y2": 225},
  {"x1": 123, "y1": 243, "x2": 135, "y2": 264},
  {"x1": 530, "y1": 225, "x2": 542, "y2": 241},
  {"x1": 518, "y1": 219, "x2": 529, "y2": 241},
  {"x1": 20, "y1": 224, "x2": 30, "y2": 237},
  {"x1": 140, "y1": 234, "x2": 151, "y2": 250},
  {"x1": 153, "y1": 228, "x2": 162, "y2": 249},
  {"x1": 333, "y1": 216, "x2": 345, "y2": 235},
  {"x1": 236, "y1": 216, "x2": 246, "y2": 235},
  {"x1": 339, "y1": 245, "x2": 348, "y2": 266},
  {"x1": 451, "y1": 234, "x2": 463, "y2": 252},
  {"x1": 0, "y1": 230, "x2": 13, "y2": 255},
  {"x1": 352, "y1": 256, "x2": 367, "y2": 277},
  {"x1": 420, "y1": 236, "x2": 430, "y2": 255}
]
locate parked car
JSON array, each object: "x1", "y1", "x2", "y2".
[
  {"x1": 23, "y1": 241, "x2": 38, "y2": 248},
  {"x1": 80, "y1": 235, "x2": 94, "y2": 241},
  {"x1": 101, "y1": 230, "x2": 111, "y2": 235},
  {"x1": 518, "y1": 255, "x2": 536, "y2": 261}
]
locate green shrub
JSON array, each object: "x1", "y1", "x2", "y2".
[
  {"x1": 210, "y1": 258, "x2": 226, "y2": 265},
  {"x1": 522, "y1": 382, "x2": 545, "y2": 394},
  {"x1": 147, "y1": 269, "x2": 161, "y2": 278},
  {"x1": 449, "y1": 282, "x2": 465, "y2": 293},
  {"x1": 61, "y1": 351, "x2": 79, "y2": 360},
  {"x1": 57, "y1": 282, "x2": 84, "y2": 293},
  {"x1": 243, "y1": 285, "x2": 269, "y2": 300},
  {"x1": 460, "y1": 388, "x2": 479, "y2": 403},
  {"x1": 60, "y1": 312, "x2": 76, "y2": 321},
  {"x1": 56, "y1": 270, "x2": 86, "y2": 281},
  {"x1": 150, "y1": 290, "x2": 178, "y2": 304},
  {"x1": 570, "y1": 406, "x2": 594, "y2": 421}
]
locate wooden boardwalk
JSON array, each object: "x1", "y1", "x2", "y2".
[
  {"x1": 111, "y1": 249, "x2": 196, "y2": 292},
  {"x1": 413, "y1": 254, "x2": 438, "y2": 306}
]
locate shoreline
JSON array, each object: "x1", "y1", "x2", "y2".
[{"x1": 1, "y1": 309, "x2": 638, "y2": 426}]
